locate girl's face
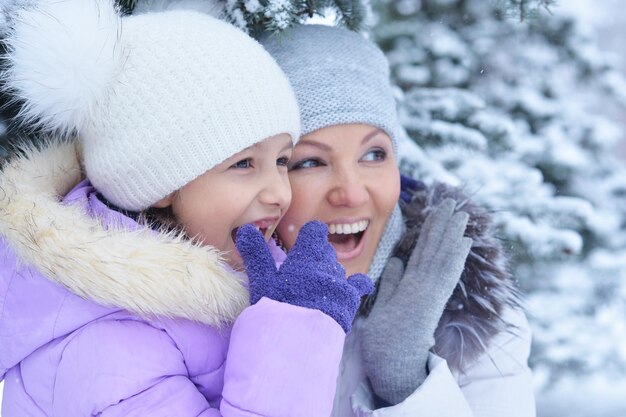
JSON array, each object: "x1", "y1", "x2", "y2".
[
  {"x1": 155, "y1": 133, "x2": 293, "y2": 270},
  {"x1": 277, "y1": 124, "x2": 400, "y2": 276}
]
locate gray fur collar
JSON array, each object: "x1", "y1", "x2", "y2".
[
  {"x1": 395, "y1": 182, "x2": 522, "y2": 373},
  {"x1": 0, "y1": 141, "x2": 248, "y2": 326}
]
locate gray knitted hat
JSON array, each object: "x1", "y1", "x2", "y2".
[
  {"x1": 262, "y1": 24, "x2": 404, "y2": 281},
  {"x1": 261, "y1": 24, "x2": 399, "y2": 155}
]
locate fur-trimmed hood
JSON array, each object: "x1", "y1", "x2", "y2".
[
  {"x1": 395, "y1": 181, "x2": 522, "y2": 373},
  {"x1": 0, "y1": 141, "x2": 248, "y2": 327}
]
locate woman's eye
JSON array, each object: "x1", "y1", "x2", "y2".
[
  {"x1": 289, "y1": 158, "x2": 323, "y2": 171},
  {"x1": 231, "y1": 158, "x2": 252, "y2": 169},
  {"x1": 362, "y1": 148, "x2": 387, "y2": 162},
  {"x1": 277, "y1": 156, "x2": 290, "y2": 167}
]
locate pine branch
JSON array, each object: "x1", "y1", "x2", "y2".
[
  {"x1": 496, "y1": 0, "x2": 556, "y2": 22},
  {"x1": 115, "y1": 0, "x2": 369, "y2": 34},
  {"x1": 333, "y1": 0, "x2": 367, "y2": 31},
  {"x1": 304, "y1": 0, "x2": 315, "y2": 17},
  {"x1": 116, "y1": 0, "x2": 137, "y2": 14}
]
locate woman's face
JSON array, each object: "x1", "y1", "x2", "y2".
[{"x1": 277, "y1": 124, "x2": 400, "y2": 276}]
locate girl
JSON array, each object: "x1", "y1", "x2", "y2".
[
  {"x1": 0, "y1": 3, "x2": 371, "y2": 416},
  {"x1": 263, "y1": 24, "x2": 536, "y2": 417}
]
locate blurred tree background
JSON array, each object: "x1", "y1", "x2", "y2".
[
  {"x1": 2, "y1": 0, "x2": 626, "y2": 414},
  {"x1": 372, "y1": 0, "x2": 626, "y2": 413}
]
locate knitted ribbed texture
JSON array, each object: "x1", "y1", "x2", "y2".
[
  {"x1": 5, "y1": 2, "x2": 300, "y2": 211},
  {"x1": 84, "y1": 11, "x2": 300, "y2": 210},
  {"x1": 367, "y1": 204, "x2": 404, "y2": 282},
  {"x1": 261, "y1": 25, "x2": 399, "y2": 154}
]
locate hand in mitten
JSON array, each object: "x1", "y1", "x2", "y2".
[
  {"x1": 360, "y1": 198, "x2": 472, "y2": 405},
  {"x1": 236, "y1": 221, "x2": 373, "y2": 333}
]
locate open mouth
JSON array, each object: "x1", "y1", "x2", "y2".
[
  {"x1": 231, "y1": 223, "x2": 274, "y2": 244},
  {"x1": 328, "y1": 220, "x2": 369, "y2": 260}
]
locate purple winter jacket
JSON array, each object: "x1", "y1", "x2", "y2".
[{"x1": 0, "y1": 142, "x2": 345, "y2": 416}]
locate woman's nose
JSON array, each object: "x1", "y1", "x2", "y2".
[{"x1": 327, "y1": 171, "x2": 369, "y2": 208}]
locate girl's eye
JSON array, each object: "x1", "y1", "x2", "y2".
[
  {"x1": 231, "y1": 158, "x2": 252, "y2": 169},
  {"x1": 289, "y1": 158, "x2": 323, "y2": 171},
  {"x1": 361, "y1": 148, "x2": 387, "y2": 162},
  {"x1": 277, "y1": 156, "x2": 290, "y2": 167}
]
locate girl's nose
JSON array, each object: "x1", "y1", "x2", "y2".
[{"x1": 258, "y1": 171, "x2": 291, "y2": 209}]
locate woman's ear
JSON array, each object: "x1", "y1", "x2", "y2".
[{"x1": 152, "y1": 193, "x2": 175, "y2": 209}]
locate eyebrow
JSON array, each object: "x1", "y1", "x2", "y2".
[
  {"x1": 362, "y1": 128, "x2": 384, "y2": 144},
  {"x1": 299, "y1": 128, "x2": 384, "y2": 151},
  {"x1": 297, "y1": 139, "x2": 332, "y2": 151}
]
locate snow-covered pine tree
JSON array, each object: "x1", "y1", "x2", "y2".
[
  {"x1": 0, "y1": 0, "x2": 550, "y2": 156},
  {"x1": 117, "y1": 0, "x2": 370, "y2": 34},
  {"x1": 372, "y1": 0, "x2": 626, "y2": 400}
]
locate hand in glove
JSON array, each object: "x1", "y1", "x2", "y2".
[
  {"x1": 236, "y1": 221, "x2": 373, "y2": 333},
  {"x1": 360, "y1": 198, "x2": 472, "y2": 405}
]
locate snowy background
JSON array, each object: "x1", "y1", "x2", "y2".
[
  {"x1": 374, "y1": 0, "x2": 626, "y2": 416},
  {"x1": 530, "y1": 2, "x2": 626, "y2": 415},
  {"x1": 2, "y1": 1, "x2": 626, "y2": 416}
]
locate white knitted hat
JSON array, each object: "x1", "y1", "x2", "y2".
[{"x1": 3, "y1": 0, "x2": 300, "y2": 210}]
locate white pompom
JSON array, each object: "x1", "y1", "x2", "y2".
[
  {"x1": 133, "y1": 0, "x2": 224, "y2": 18},
  {"x1": 3, "y1": 0, "x2": 123, "y2": 134}
]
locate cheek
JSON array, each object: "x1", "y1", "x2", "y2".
[
  {"x1": 276, "y1": 199, "x2": 309, "y2": 250},
  {"x1": 369, "y1": 163, "x2": 400, "y2": 213},
  {"x1": 174, "y1": 185, "x2": 239, "y2": 251},
  {"x1": 277, "y1": 176, "x2": 325, "y2": 249},
  {"x1": 182, "y1": 209, "x2": 231, "y2": 250},
  {"x1": 276, "y1": 214, "x2": 299, "y2": 250},
  {"x1": 382, "y1": 171, "x2": 401, "y2": 211}
]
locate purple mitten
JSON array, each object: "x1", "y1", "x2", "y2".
[{"x1": 236, "y1": 221, "x2": 373, "y2": 333}]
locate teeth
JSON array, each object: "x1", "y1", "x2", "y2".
[{"x1": 328, "y1": 220, "x2": 369, "y2": 235}]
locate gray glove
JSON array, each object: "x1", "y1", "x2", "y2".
[{"x1": 360, "y1": 198, "x2": 472, "y2": 405}]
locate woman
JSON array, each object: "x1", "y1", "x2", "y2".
[{"x1": 262, "y1": 24, "x2": 536, "y2": 417}]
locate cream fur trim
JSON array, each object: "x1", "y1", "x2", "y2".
[{"x1": 0, "y1": 141, "x2": 248, "y2": 325}]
